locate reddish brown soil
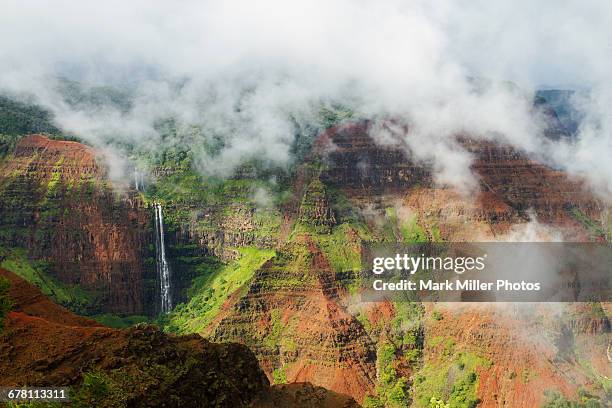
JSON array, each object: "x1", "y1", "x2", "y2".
[
  {"x1": 211, "y1": 235, "x2": 377, "y2": 402},
  {"x1": 0, "y1": 267, "x2": 101, "y2": 327},
  {"x1": 425, "y1": 304, "x2": 610, "y2": 407},
  {"x1": 0, "y1": 268, "x2": 361, "y2": 407}
]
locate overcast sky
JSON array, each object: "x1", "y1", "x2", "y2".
[{"x1": 1, "y1": 0, "x2": 610, "y2": 88}]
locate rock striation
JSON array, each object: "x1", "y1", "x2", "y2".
[
  {"x1": 0, "y1": 135, "x2": 153, "y2": 314},
  {"x1": 0, "y1": 267, "x2": 360, "y2": 408},
  {"x1": 318, "y1": 121, "x2": 605, "y2": 239}
]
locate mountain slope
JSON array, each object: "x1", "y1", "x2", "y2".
[
  {"x1": 0, "y1": 135, "x2": 153, "y2": 314},
  {"x1": 0, "y1": 267, "x2": 360, "y2": 408}
]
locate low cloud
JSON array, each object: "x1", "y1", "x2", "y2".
[{"x1": 0, "y1": 0, "x2": 610, "y2": 197}]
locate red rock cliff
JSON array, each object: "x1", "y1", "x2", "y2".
[{"x1": 0, "y1": 135, "x2": 152, "y2": 313}]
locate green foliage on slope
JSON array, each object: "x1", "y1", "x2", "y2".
[
  {"x1": 541, "y1": 389, "x2": 605, "y2": 408},
  {"x1": 0, "y1": 96, "x2": 60, "y2": 137},
  {"x1": 148, "y1": 171, "x2": 262, "y2": 206},
  {"x1": 311, "y1": 222, "x2": 365, "y2": 272},
  {"x1": 319, "y1": 104, "x2": 354, "y2": 129},
  {"x1": 162, "y1": 247, "x2": 275, "y2": 334},
  {"x1": 411, "y1": 338, "x2": 491, "y2": 408},
  {"x1": 145, "y1": 168, "x2": 287, "y2": 237},
  {"x1": 570, "y1": 208, "x2": 609, "y2": 241},
  {"x1": 384, "y1": 207, "x2": 430, "y2": 243},
  {"x1": 91, "y1": 314, "x2": 150, "y2": 328},
  {"x1": 0, "y1": 134, "x2": 21, "y2": 159},
  {"x1": 374, "y1": 342, "x2": 410, "y2": 408},
  {"x1": 362, "y1": 301, "x2": 424, "y2": 407},
  {"x1": 0, "y1": 247, "x2": 94, "y2": 314}
]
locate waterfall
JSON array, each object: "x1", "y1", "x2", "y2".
[
  {"x1": 154, "y1": 203, "x2": 172, "y2": 313},
  {"x1": 134, "y1": 169, "x2": 145, "y2": 191},
  {"x1": 134, "y1": 169, "x2": 140, "y2": 191}
]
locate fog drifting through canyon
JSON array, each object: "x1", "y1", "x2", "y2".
[{"x1": 0, "y1": 0, "x2": 611, "y2": 197}]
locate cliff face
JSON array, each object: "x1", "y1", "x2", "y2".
[
  {"x1": 0, "y1": 267, "x2": 360, "y2": 408},
  {"x1": 317, "y1": 121, "x2": 432, "y2": 197},
  {"x1": 211, "y1": 236, "x2": 376, "y2": 402},
  {"x1": 459, "y1": 137, "x2": 601, "y2": 226},
  {"x1": 205, "y1": 121, "x2": 610, "y2": 406},
  {"x1": 1, "y1": 121, "x2": 609, "y2": 407},
  {"x1": 0, "y1": 134, "x2": 285, "y2": 314},
  {"x1": 310, "y1": 122, "x2": 610, "y2": 406},
  {"x1": 168, "y1": 202, "x2": 279, "y2": 261},
  {"x1": 0, "y1": 135, "x2": 153, "y2": 314},
  {"x1": 318, "y1": 121, "x2": 605, "y2": 240},
  {"x1": 423, "y1": 303, "x2": 611, "y2": 408}
]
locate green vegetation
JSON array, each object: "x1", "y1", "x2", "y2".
[
  {"x1": 272, "y1": 365, "x2": 288, "y2": 384},
  {"x1": 145, "y1": 169, "x2": 286, "y2": 239},
  {"x1": 0, "y1": 95, "x2": 77, "y2": 159},
  {"x1": 383, "y1": 207, "x2": 429, "y2": 243},
  {"x1": 571, "y1": 208, "x2": 607, "y2": 241},
  {"x1": 71, "y1": 371, "x2": 128, "y2": 408},
  {"x1": 573, "y1": 356, "x2": 612, "y2": 399},
  {"x1": 400, "y1": 214, "x2": 429, "y2": 243},
  {"x1": 264, "y1": 309, "x2": 284, "y2": 347},
  {"x1": 57, "y1": 78, "x2": 133, "y2": 114},
  {"x1": 0, "y1": 247, "x2": 94, "y2": 313},
  {"x1": 0, "y1": 134, "x2": 21, "y2": 159},
  {"x1": 0, "y1": 276, "x2": 12, "y2": 332},
  {"x1": 429, "y1": 397, "x2": 450, "y2": 408},
  {"x1": 313, "y1": 223, "x2": 363, "y2": 272},
  {"x1": 412, "y1": 343, "x2": 491, "y2": 408},
  {"x1": 148, "y1": 171, "x2": 254, "y2": 206},
  {"x1": 163, "y1": 247, "x2": 275, "y2": 334},
  {"x1": 4, "y1": 401, "x2": 63, "y2": 408},
  {"x1": 327, "y1": 186, "x2": 362, "y2": 224},
  {"x1": 67, "y1": 324, "x2": 265, "y2": 407},
  {"x1": 356, "y1": 312, "x2": 372, "y2": 333},
  {"x1": 292, "y1": 180, "x2": 372, "y2": 290},
  {"x1": 372, "y1": 342, "x2": 410, "y2": 408},
  {"x1": 297, "y1": 178, "x2": 334, "y2": 232},
  {"x1": 363, "y1": 396, "x2": 385, "y2": 408},
  {"x1": 541, "y1": 389, "x2": 605, "y2": 408},
  {"x1": 390, "y1": 301, "x2": 425, "y2": 347},
  {"x1": 0, "y1": 96, "x2": 60, "y2": 137},
  {"x1": 319, "y1": 104, "x2": 354, "y2": 129},
  {"x1": 364, "y1": 301, "x2": 424, "y2": 406},
  {"x1": 91, "y1": 314, "x2": 149, "y2": 328},
  {"x1": 253, "y1": 208, "x2": 283, "y2": 239}
]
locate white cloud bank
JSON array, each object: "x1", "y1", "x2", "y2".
[{"x1": 0, "y1": 0, "x2": 610, "y2": 196}]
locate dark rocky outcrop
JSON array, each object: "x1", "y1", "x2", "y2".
[{"x1": 0, "y1": 267, "x2": 360, "y2": 408}]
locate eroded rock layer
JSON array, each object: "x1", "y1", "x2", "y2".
[
  {"x1": 211, "y1": 236, "x2": 377, "y2": 402},
  {"x1": 0, "y1": 267, "x2": 360, "y2": 408},
  {"x1": 0, "y1": 135, "x2": 152, "y2": 313},
  {"x1": 318, "y1": 121, "x2": 605, "y2": 239}
]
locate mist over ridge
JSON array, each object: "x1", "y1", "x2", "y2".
[{"x1": 0, "y1": 0, "x2": 611, "y2": 197}]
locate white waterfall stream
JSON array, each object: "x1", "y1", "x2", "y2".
[
  {"x1": 134, "y1": 169, "x2": 145, "y2": 191},
  {"x1": 154, "y1": 203, "x2": 172, "y2": 313}
]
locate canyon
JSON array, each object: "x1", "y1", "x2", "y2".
[{"x1": 0, "y1": 111, "x2": 610, "y2": 406}]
